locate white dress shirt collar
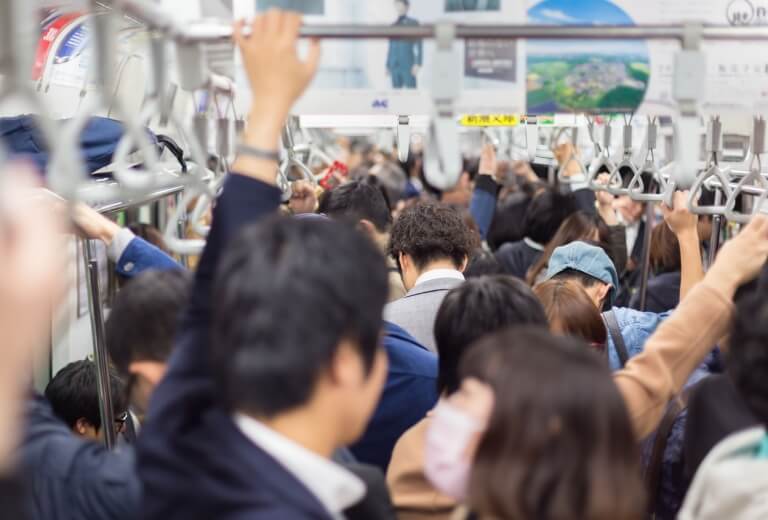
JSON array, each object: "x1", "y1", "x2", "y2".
[
  {"x1": 414, "y1": 268, "x2": 465, "y2": 287},
  {"x1": 523, "y1": 237, "x2": 545, "y2": 252},
  {"x1": 234, "y1": 414, "x2": 365, "y2": 518}
]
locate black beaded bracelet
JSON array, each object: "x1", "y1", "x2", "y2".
[{"x1": 236, "y1": 144, "x2": 280, "y2": 162}]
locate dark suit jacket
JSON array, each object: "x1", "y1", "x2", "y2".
[
  {"x1": 350, "y1": 322, "x2": 438, "y2": 471},
  {"x1": 137, "y1": 175, "x2": 335, "y2": 519}
]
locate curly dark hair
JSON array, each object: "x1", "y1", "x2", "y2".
[
  {"x1": 729, "y1": 291, "x2": 768, "y2": 426},
  {"x1": 388, "y1": 201, "x2": 475, "y2": 270}
]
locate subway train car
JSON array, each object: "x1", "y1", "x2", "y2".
[{"x1": 1, "y1": 1, "x2": 767, "y2": 519}]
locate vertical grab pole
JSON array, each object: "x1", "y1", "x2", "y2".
[
  {"x1": 707, "y1": 190, "x2": 723, "y2": 269},
  {"x1": 638, "y1": 203, "x2": 655, "y2": 311},
  {"x1": 82, "y1": 239, "x2": 117, "y2": 449}
]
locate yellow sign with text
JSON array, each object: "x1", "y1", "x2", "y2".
[{"x1": 460, "y1": 114, "x2": 521, "y2": 127}]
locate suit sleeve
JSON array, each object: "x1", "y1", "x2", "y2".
[
  {"x1": 415, "y1": 36, "x2": 423, "y2": 67},
  {"x1": 114, "y1": 237, "x2": 182, "y2": 278},
  {"x1": 469, "y1": 175, "x2": 499, "y2": 240},
  {"x1": 150, "y1": 174, "x2": 281, "y2": 412}
]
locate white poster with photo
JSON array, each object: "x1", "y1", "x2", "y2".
[{"x1": 233, "y1": 0, "x2": 527, "y2": 115}]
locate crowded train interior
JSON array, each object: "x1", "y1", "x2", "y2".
[{"x1": 2, "y1": 1, "x2": 768, "y2": 519}]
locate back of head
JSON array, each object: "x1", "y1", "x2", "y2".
[
  {"x1": 106, "y1": 269, "x2": 192, "y2": 375},
  {"x1": 212, "y1": 216, "x2": 388, "y2": 418},
  {"x1": 461, "y1": 328, "x2": 643, "y2": 520},
  {"x1": 45, "y1": 359, "x2": 127, "y2": 431},
  {"x1": 527, "y1": 211, "x2": 602, "y2": 285},
  {"x1": 534, "y1": 278, "x2": 607, "y2": 349},
  {"x1": 434, "y1": 275, "x2": 547, "y2": 395},
  {"x1": 370, "y1": 161, "x2": 408, "y2": 204},
  {"x1": 729, "y1": 292, "x2": 768, "y2": 426},
  {"x1": 487, "y1": 195, "x2": 531, "y2": 251},
  {"x1": 388, "y1": 201, "x2": 476, "y2": 270},
  {"x1": 318, "y1": 178, "x2": 393, "y2": 233},
  {"x1": 465, "y1": 248, "x2": 503, "y2": 278},
  {"x1": 523, "y1": 189, "x2": 578, "y2": 245},
  {"x1": 547, "y1": 241, "x2": 619, "y2": 307},
  {"x1": 650, "y1": 223, "x2": 681, "y2": 274}
]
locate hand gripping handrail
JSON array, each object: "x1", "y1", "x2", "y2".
[
  {"x1": 278, "y1": 120, "x2": 318, "y2": 202},
  {"x1": 687, "y1": 116, "x2": 732, "y2": 216},
  {"x1": 628, "y1": 117, "x2": 674, "y2": 205},
  {"x1": 725, "y1": 117, "x2": 767, "y2": 223},
  {"x1": 556, "y1": 127, "x2": 589, "y2": 186},
  {"x1": 587, "y1": 121, "x2": 617, "y2": 192},
  {"x1": 605, "y1": 119, "x2": 638, "y2": 196},
  {"x1": 424, "y1": 22, "x2": 462, "y2": 191}
]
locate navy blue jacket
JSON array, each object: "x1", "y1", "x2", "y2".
[
  {"x1": 137, "y1": 174, "x2": 337, "y2": 519},
  {"x1": 21, "y1": 394, "x2": 140, "y2": 520},
  {"x1": 350, "y1": 322, "x2": 437, "y2": 471}
]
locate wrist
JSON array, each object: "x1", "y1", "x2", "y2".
[{"x1": 98, "y1": 220, "x2": 121, "y2": 246}]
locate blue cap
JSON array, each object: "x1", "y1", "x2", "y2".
[{"x1": 545, "y1": 241, "x2": 619, "y2": 306}]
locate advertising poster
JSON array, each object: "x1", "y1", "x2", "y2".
[
  {"x1": 527, "y1": 0, "x2": 768, "y2": 115},
  {"x1": 233, "y1": 0, "x2": 527, "y2": 115},
  {"x1": 233, "y1": 0, "x2": 768, "y2": 116}
]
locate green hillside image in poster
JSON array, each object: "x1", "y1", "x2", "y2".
[{"x1": 527, "y1": 0, "x2": 650, "y2": 114}]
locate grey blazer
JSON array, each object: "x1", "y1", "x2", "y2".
[{"x1": 383, "y1": 278, "x2": 464, "y2": 353}]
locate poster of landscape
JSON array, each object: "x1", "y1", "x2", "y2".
[{"x1": 527, "y1": 0, "x2": 650, "y2": 114}]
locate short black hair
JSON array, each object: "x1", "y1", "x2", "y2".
[
  {"x1": 487, "y1": 195, "x2": 532, "y2": 251},
  {"x1": 212, "y1": 216, "x2": 388, "y2": 417},
  {"x1": 465, "y1": 248, "x2": 503, "y2": 278},
  {"x1": 550, "y1": 268, "x2": 604, "y2": 289},
  {"x1": 433, "y1": 275, "x2": 548, "y2": 395},
  {"x1": 45, "y1": 360, "x2": 127, "y2": 430},
  {"x1": 388, "y1": 201, "x2": 475, "y2": 270},
  {"x1": 523, "y1": 189, "x2": 578, "y2": 245},
  {"x1": 106, "y1": 270, "x2": 191, "y2": 375},
  {"x1": 729, "y1": 291, "x2": 768, "y2": 425},
  {"x1": 318, "y1": 178, "x2": 393, "y2": 233}
]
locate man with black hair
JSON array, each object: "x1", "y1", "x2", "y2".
[
  {"x1": 384, "y1": 201, "x2": 476, "y2": 352},
  {"x1": 105, "y1": 269, "x2": 192, "y2": 417},
  {"x1": 138, "y1": 13, "x2": 396, "y2": 519},
  {"x1": 319, "y1": 178, "x2": 406, "y2": 301},
  {"x1": 495, "y1": 188, "x2": 578, "y2": 279},
  {"x1": 44, "y1": 360, "x2": 128, "y2": 441}
]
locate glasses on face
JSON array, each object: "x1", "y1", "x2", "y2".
[{"x1": 114, "y1": 411, "x2": 129, "y2": 434}]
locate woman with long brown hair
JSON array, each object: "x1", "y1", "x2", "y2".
[{"x1": 426, "y1": 328, "x2": 645, "y2": 520}]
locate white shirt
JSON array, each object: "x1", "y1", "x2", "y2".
[
  {"x1": 234, "y1": 414, "x2": 365, "y2": 519},
  {"x1": 414, "y1": 268, "x2": 465, "y2": 287},
  {"x1": 523, "y1": 237, "x2": 546, "y2": 252}
]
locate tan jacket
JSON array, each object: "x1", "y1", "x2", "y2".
[{"x1": 386, "y1": 281, "x2": 734, "y2": 518}]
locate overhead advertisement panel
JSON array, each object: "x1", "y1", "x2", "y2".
[{"x1": 233, "y1": 0, "x2": 768, "y2": 116}]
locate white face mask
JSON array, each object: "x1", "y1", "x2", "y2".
[{"x1": 424, "y1": 399, "x2": 486, "y2": 501}]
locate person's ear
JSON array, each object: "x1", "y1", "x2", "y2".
[
  {"x1": 129, "y1": 361, "x2": 167, "y2": 388},
  {"x1": 598, "y1": 283, "x2": 612, "y2": 308},
  {"x1": 328, "y1": 339, "x2": 367, "y2": 388},
  {"x1": 459, "y1": 255, "x2": 469, "y2": 273},
  {"x1": 398, "y1": 252, "x2": 410, "y2": 273},
  {"x1": 74, "y1": 417, "x2": 98, "y2": 439},
  {"x1": 357, "y1": 219, "x2": 377, "y2": 240}
]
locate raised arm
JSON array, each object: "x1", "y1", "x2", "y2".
[
  {"x1": 661, "y1": 190, "x2": 704, "y2": 302},
  {"x1": 146, "y1": 11, "x2": 320, "y2": 412},
  {"x1": 614, "y1": 215, "x2": 768, "y2": 438},
  {"x1": 469, "y1": 143, "x2": 500, "y2": 240},
  {"x1": 72, "y1": 203, "x2": 181, "y2": 276}
]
